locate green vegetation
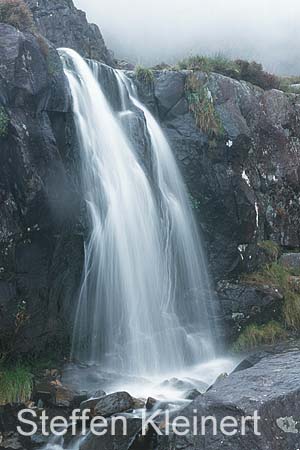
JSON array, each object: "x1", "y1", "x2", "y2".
[
  {"x1": 177, "y1": 54, "x2": 240, "y2": 79},
  {"x1": 176, "y1": 54, "x2": 282, "y2": 91},
  {"x1": 233, "y1": 321, "x2": 287, "y2": 352},
  {"x1": 257, "y1": 240, "x2": 280, "y2": 261},
  {"x1": 233, "y1": 244, "x2": 300, "y2": 352},
  {"x1": 135, "y1": 65, "x2": 154, "y2": 85},
  {"x1": 243, "y1": 262, "x2": 300, "y2": 330},
  {"x1": 185, "y1": 73, "x2": 224, "y2": 137},
  {"x1": 279, "y1": 76, "x2": 300, "y2": 94},
  {"x1": 0, "y1": 365, "x2": 33, "y2": 405},
  {"x1": 0, "y1": 106, "x2": 9, "y2": 138},
  {"x1": 0, "y1": 0, "x2": 35, "y2": 32}
]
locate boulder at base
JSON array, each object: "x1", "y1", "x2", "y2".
[
  {"x1": 95, "y1": 392, "x2": 134, "y2": 417},
  {"x1": 157, "y1": 346, "x2": 300, "y2": 449}
]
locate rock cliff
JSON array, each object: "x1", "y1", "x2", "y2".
[
  {"x1": 0, "y1": 23, "x2": 84, "y2": 358},
  {"x1": 136, "y1": 70, "x2": 300, "y2": 280},
  {"x1": 1, "y1": 2, "x2": 300, "y2": 355},
  {"x1": 24, "y1": 0, "x2": 114, "y2": 65}
]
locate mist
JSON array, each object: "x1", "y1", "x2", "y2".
[{"x1": 75, "y1": 0, "x2": 300, "y2": 75}]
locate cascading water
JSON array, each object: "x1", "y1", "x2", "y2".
[{"x1": 59, "y1": 48, "x2": 218, "y2": 376}]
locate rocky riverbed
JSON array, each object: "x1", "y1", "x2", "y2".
[{"x1": 1, "y1": 343, "x2": 300, "y2": 450}]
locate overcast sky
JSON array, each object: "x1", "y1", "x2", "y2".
[{"x1": 75, "y1": 0, "x2": 300, "y2": 75}]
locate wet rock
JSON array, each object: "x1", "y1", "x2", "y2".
[
  {"x1": 157, "y1": 346, "x2": 300, "y2": 449},
  {"x1": 209, "y1": 372, "x2": 228, "y2": 390},
  {"x1": 160, "y1": 377, "x2": 205, "y2": 393},
  {"x1": 80, "y1": 417, "x2": 142, "y2": 450},
  {"x1": 132, "y1": 398, "x2": 145, "y2": 409},
  {"x1": 94, "y1": 392, "x2": 134, "y2": 417},
  {"x1": 34, "y1": 381, "x2": 56, "y2": 404},
  {"x1": 279, "y1": 253, "x2": 300, "y2": 272},
  {"x1": 91, "y1": 390, "x2": 106, "y2": 398},
  {"x1": 0, "y1": 432, "x2": 24, "y2": 450},
  {"x1": 184, "y1": 389, "x2": 201, "y2": 400},
  {"x1": 0, "y1": 406, "x2": 20, "y2": 434},
  {"x1": 54, "y1": 385, "x2": 80, "y2": 408},
  {"x1": 154, "y1": 71, "x2": 186, "y2": 119},
  {"x1": 146, "y1": 397, "x2": 158, "y2": 410},
  {"x1": 80, "y1": 394, "x2": 106, "y2": 415},
  {"x1": 34, "y1": 380, "x2": 81, "y2": 408}
]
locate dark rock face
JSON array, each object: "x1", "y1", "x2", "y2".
[
  {"x1": 217, "y1": 281, "x2": 283, "y2": 341},
  {"x1": 0, "y1": 24, "x2": 84, "y2": 357},
  {"x1": 156, "y1": 347, "x2": 300, "y2": 449},
  {"x1": 24, "y1": 0, "x2": 114, "y2": 66},
  {"x1": 137, "y1": 71, "x2": 300, "y2": 280}
]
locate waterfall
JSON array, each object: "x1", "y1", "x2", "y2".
[{"x1": 59, "y1": 48, "x2": 218, "y2": 376}]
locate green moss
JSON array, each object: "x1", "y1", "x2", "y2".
[
  {"x1": 279, "y1": 76, "x2": 300, "y2": 94},
  {"x1": 233, "y1": 321, "x2": 287, "y2": 352},
  {"x1": 135, "y1": 65, "x2": 154, "y2": 85},
  {"x1": 185, "y1": 73, "x2": 224, "y2": 137},
  {"x1": 257, "y1": 240, "x2": 280, "y2": 261},
  {"x1": 0, "y1": 0, "x2": 35, "y2": 33},
  {"x1": 0, "y1": 107, "x2": 9, "y2": 138},
  {"x1": 283, "y1": 291, "x2": 300, "y2": 331},
  {"x1": 243, "y1": 262, "x2": 300, "y2": 330},
  {"x1": 189, "y1": 194, "x2": 201, "y2": 211},
  {"x1": 0, "y1": 365, "x2": 33, "y2": 405}
]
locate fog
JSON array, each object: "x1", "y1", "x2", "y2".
[{"x1": 75, "y1": 0, "x2": 300, "y2": 75}]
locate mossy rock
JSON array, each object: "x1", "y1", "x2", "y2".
[{"x1": 0, "y1": 107, "x2": 9, "y2": 138}]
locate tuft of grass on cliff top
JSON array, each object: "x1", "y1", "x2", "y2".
[
  {"x1": 174, "y1": 54, "x2": 300, "y2": 93},
  {"x1": 135, "y1": 65, "x2": 154, "y2": 85},
  {"x1": 0, "y1": 0, "x2": 35, "y2": 32}
]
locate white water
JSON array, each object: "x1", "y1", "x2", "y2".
[{"x1": 60, "y1": 48, "x2": 219, "y2": 377}]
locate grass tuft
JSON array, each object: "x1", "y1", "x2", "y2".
[
  {"x1": 185, "y1": 73, "x2": 224, "y2": 137},
  {"x1": 243, "y1": 262, "x2": 300, "y2": 330},
  {"x1": 135, "y1": 65, "x2": 154, "y2": 85},
  {"x1": 176, "y1": 54, "x2": 281, "y2": 90},
  {"x1": 279, "y1": 76, "x2": 300, "y2": 94},
  {"x1": 233, "y1": 321, "x2": 287, "y2": 352},
  {"x1": 257, "y1": 240, "x2": 280, "y2": 261},
  {"x1": 0, "y1": 365, "x2": 33, "y2": 405},
  {"x1": 0, "y1": 0, "x2": 35, "y2": 33},
  {"x1": 177, "y1": 54, "x2": 240, "y2": 79}
]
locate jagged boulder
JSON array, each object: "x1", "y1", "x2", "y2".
[
  {"x1": 94, "y1": 392, "x2": 134, "y2": 417},
  {"x1": 24, "y1": 0, "x2": 114, "y2": 66},
  {"x1": 156, "y1": 346, "x2": 300, "y2": 449}
]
